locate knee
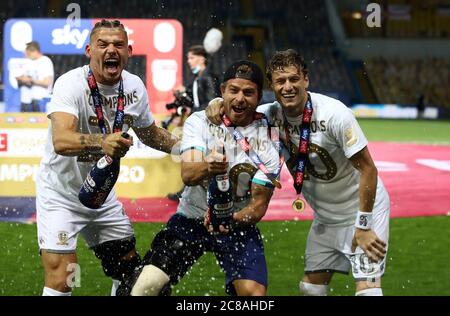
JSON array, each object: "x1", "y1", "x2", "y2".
[
  {"x1": 92, "y1": 237, "x2": 142, "y2": 281},
  {"x1": 128, "y1": 229, "x2": 203, "y2": 296},
  {"x1": 234, "y1": 281, "x2": 266, "y2": 296},
  {"x1": 45, "y1": 278, "x2": 72, "y2": 292},
  {"x1": 131, "y1": 264, "x2": 170, "y2": 296},
  {"x1": 299, "y1": 281, "x2": 328, "y2": 296},
  {"x1": 42, "y1": 253, "x2": 75, "y2": 292},
  {"x1": 144, "y1": 229, "x2": 202, "y2": 283}
]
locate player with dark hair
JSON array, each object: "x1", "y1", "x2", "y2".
[
  {"x1": 36, "y1": 19, "x2": 178, "y2": 296},
  {"x1": 118, "y1": 60, "x2": 281, "y2": 296}
]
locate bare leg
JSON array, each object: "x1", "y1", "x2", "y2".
[
  {"x1": 355, "y1": 278, "x2": 382, "y2": 296},
  {"x1": 300, "y1": 272, "x2": 334, "y2": 296},
  {"x1": 233, "y1": 279, "x2": 266, "y2": 296},
  {"x1": 41, "y1": 250, "x2": 77, "y2": 295}
]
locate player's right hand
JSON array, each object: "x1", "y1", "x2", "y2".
[
  {"x1": 205, "y1": 97, "x2": 224, "y2": 125},
  {"x1": 205, "y1": 146, "x2": 228, "y2": 176},
  {"x1": 351, "y1": 229, "x2": 387, "y2": 262},
  {"x1": 102, "y1": 132, "x2": 133, "y2": 158}
]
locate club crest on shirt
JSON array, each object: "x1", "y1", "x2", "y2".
[{"x1": 345, "y1": 124, "x2": 358, "y2": 147}]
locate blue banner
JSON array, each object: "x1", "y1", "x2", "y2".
[{"x1": 3, "y1": 19, "x2": 93, "y2": 112}]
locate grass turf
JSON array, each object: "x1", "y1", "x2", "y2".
[
  {"x1": 1, "y1": 118, "x2": 449, "y2": 296},
  {"x1": 1, "y1": 216, "x2": 449, "y2": 296},
  {"x1": 359, "y1": 119, "x2": 450, "y2": 144}
]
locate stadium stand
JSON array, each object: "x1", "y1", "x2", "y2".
[
  {"x1": 55, "y1": 0, "x2": 242, "y2": 85},
  {"x1": 255, "y1": 0, "x2": 356, "y2": 101},
  {"x1": 0, "y1": 0, "x2": 47, "y2": 84},
  {"x1": 341, "y1": 0, "x2": 450, "y2": 38},
  {"x1": 0, "y1": 0, "x2": 448, "y2": 108},
  {"x1": 365, "y1": 57, "x2": 450, "y2": 108}
]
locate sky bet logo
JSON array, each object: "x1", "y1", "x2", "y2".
[
  {"x1": 0, "y1": 133, "x2": 7, "y2": 152},
  {"x1": 52, "y1": 24, "x2": 89, "y2": 49}
]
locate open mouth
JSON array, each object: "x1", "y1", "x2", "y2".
[
  {"x1": 104, "y1": 59, "x2": 120, "y2": 72},
  {"x1": 282, "y1": 93, "x2": 297, "y2": 99},
  {"x1": 232, "y1": 105, "x2": 246, "y2": 115}
]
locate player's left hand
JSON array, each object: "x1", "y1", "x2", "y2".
[
  {"x1": 205, "y1": 98, "x2": 224, "y2": 125},
  {"x1": 351, "y1": 229, "x2": 386, "y2": 262},
  {"x1": 203, "y1": 210, "x2": 230, "y2": 235},
  {"x1": 211, "y1": 225, "x2": 230, "y2": 235}
]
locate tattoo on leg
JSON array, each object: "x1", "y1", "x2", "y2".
[{"x1": 80, "y1": 135, "x2": 86, "y2": 145}]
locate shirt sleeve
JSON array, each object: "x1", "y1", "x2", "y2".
[
  {"x1": 46, "y1": 73, "x2": 79, "y2": 119},
  {"x1": 331, "y1": 107, "x2": 368, "y2": 159},
  {"x1": 252, "y1": 171, "x2": 275, "y2": 188},
  {"x1": 40, "y1": 57, "x2": 54, "y2": 78},
  {"x1": 132, "y1": 81, "x2": 155, "y2": 128},
  {"x1": 252, "y1": 153, "x2": 280, "y2": 188},
  {"x1": 251, "y1": 138, "x2": 281, "y2": 189},
  {"x1": 180, "y1": 113, "x2": 207, "y2": 154}
]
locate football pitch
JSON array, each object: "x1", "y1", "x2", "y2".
[{"x1": 0, "y1": 118, "x2": 449, "y2": 296}]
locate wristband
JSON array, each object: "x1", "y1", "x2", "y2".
[{"x1": 355, "y1": 211, "x2": 372, "y2": 230}]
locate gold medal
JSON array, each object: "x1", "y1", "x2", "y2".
[
  {"x1": 292, "y1": 198, "x2": 305, "y2": 213},
  {"x1": 272, "y1": 179, "x2": 282, "y2": 189}
]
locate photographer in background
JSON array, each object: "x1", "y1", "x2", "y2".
[
  {"x1": 167, "y1": 45, "x2": 220, "y2": 202},
  {"x1": 163, "y1": 45, "x2": 220, "y2": 130},
  {"x1": 185, "y1": 45, "x2": 220, "y2": 112},
  {"x1": 162, "y1": 90, "x2": 194, "y2": 129}
]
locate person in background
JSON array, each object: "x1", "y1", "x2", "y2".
[
  {"x1": 15, "y1": 48, "x2": 33, "y2": 112},
  {"x1": 25, "y1": 41, "x2": 54, "y2": 112}
]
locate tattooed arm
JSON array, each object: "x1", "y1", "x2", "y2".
[
  {"x1": 134, "y1": 122, "x2": 179, "y2": 155},
  {"x1": 50, "y1": 112, "x2": 132, "y2": 158}
]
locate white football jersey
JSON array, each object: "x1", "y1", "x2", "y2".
[
  {"x1": 37, "y1": 65, "x2": 154, "y2": 212},
  {"x1": 178, "y1": 111, "x2": 281, "y2": 219},
  {"x1": 258, "y1": 92, "x2": 389, "y2": 225}
]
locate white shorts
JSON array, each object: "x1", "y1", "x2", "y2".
[
  {"x1": 36, "y1": 187, "x2": 134, "y2": 253},
  {"x1": 304, "y1": 209, "x2": 390, "y2": 281}
]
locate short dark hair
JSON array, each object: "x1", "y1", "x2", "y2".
[
  {"x1": 266, "y1": 49, "x2": 308, "y2": 83},
  {"x1": 25, "y1": 41, "x2": 41, "y2": 52},
  {"x1": 222, "y1": 60, "x2": 264, "y2": 97},
  {"x1": 90, "y1": 19, "x2": 127, "y2": 41},
  {"x1": 188, "y1": 45, "x2": 207, "y2": 59},
  {"x1": 188, "y1": 45, "x2": 208, "y2": 66}
]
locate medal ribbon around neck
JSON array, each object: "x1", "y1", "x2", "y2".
[
  {"x1": 87, "y1": 68, "x2": 125, "y2": 134},
  {"x1": 283, "y1": 93, "x2": 313, "y2": 211},
  {"x1": 221, "y1": 113, "x2": 282, "y2": 189}
]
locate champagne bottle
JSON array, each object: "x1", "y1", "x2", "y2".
[
  {"x1": 78, "y1": 132, "x2": 129, "y2": 209},
  {"x1": 207, "y1": 173, "x2": 234, "y2": 231}
]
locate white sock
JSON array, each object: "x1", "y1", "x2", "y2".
[
  {"x1": 131, "y1": 265, "x2": 170, "y2": 296},
  {"x1": 111, "y1": 279, "x2": 121, "y2": 296},
  {"x1": 356, "y1": 288, "x2": 383, "y2": 296},
  {"x1": 42, "y1": 286, "x2": 72, "y2": 296},
  {"x1": 299, "y1": 281, "x2": 328, "y2": 296}
]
